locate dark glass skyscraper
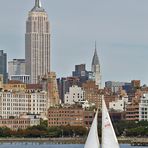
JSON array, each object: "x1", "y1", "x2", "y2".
[{"x1": 0, "y1": 50, "x2": 7, "y2": 83}]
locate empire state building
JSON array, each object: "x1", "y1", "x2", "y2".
[{"x1": 25, "y1": 0, "x2": 50, "y2": 83}]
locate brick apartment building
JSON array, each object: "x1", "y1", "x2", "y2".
[{"x1": 48, "y1": 107, "x2": 94, "y2": 128}]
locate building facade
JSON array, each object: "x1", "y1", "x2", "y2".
[
  {"x1": 82, "y1": 80, "x2": 102, "y2": 109},
  {"x1": 48, "y1": 107, "x2": 94, "y2": 128},
  {"x1": 59, "y1": 77, "x2": 81, "y2": 103},
  {"x1": 0, "y1": 91, "x2": 48, "y2": 119},
  {"x1": 25, "y1": 0, "x2": 50, "y2": 83},
  {"x1": 47, "y1": 72, "x2": 60, "y2": 107},
  {"x1": 139, "y1": 94, "x2": 148, "y2": 121},
  {"x1": 72, "y1": 64, "x2": 89, "y2": 84},
  {"x1": 105, "y1": 81, "x2": 126, "y2": 93},
  {"x1": 0, "y1": 75, "x2": 3, "y2": 89},
  {"x1": 0, "y1": 117, "x2": 40, "y2": 130},
  {"x1": 8, "y1": 59, "x2": 26, "y2": 79},
  {"x1": 64, "y1": 85, "x2": 84, "y2": 104},
  {"x1": 10, "y1": 75, "x2": 30, "y2": 84},
  {"x1": 3, "y1": 80, "x2": 26, "y2": 92},
  {"x1": 0, "y1": 50, "x2": 7, "y2": 83},
  {"x1": 126, "y1": 97, "x2": 139, "y2": 121},
  {"x1": 131, "y1": 80, "x2": 141, "y2": 88},
  {"x1": 109, "y1": 97, "x2": 128, "y2": 112}
]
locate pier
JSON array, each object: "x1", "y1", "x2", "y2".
[
  {"x1": 131, "y1": 138, "x2": 148, "y2": 146},
  {"x1": 0, "y1": 137, "x2": 147, "y2": 145}
]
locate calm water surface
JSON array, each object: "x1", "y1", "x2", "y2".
[{"x1": 0, "y1": 143, "x2": 145, "y2": 148}]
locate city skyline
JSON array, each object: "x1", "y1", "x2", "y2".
[{"x1": 0, "y1": 0, "x2": 148, "y2": 85}]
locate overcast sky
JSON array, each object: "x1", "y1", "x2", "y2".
[{"x1": 0, "y1": 0, "x2": 148, "y2": 85}]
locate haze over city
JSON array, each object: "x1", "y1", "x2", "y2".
[
  {"x1": 0, "y1": 0, "x2": 148, "y2": 143},
  {"x1": 0, "y1": 0, "x2": 148, "y2": 85}
]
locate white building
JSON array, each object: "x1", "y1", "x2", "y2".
[
  {"x1": 10, "y1": 75, "x2": 30, "y2": 84},
  {"x1": 8, "y1": 59, "x2": 26, "y2": 79},
  {"x1": 64, "y1": 85, "x2": 84, "y2": 104},
  {"x1": 0, "y1": 91, "x2": 48, "y2": 119},
  {"x1": 139, "y1": 94, "x2": 148, "y2": 121},
  {"x1": 109, "y1": 96, "x2": 128, "y2": 112}
]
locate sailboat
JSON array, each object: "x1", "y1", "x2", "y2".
[{"x1": 84, "y1": 99, "x2": 120, "y2": 148}]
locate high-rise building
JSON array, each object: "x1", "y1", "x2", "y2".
[
  {"x1": 8, "y1": 59, "x2": 26, "y2": 79},
  {"x1": 91, "y1": 43, "x2": 101, "y2": 88},
  {"x1": 105, "y1": 81, "x2": 126, "y2": 93},
  {"x1": 82, "y1": 80, "x2": 102, "y2": 109},
  {"x1": 25, "y1": 0, "x2": 50, "y2": 83},
  {"x1": 0, "y1": 50, "x2": 7, "y2": 83},
  {"x1": 47, "y1": 72, "x2": 60, "y2": 107},
  {"x1": 72, "y1": 64, "x2": 90, "y2": 84}
]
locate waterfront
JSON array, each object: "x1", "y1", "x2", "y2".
[{"x1": 0, "y1": 143, "x2": 145, "y2": 148}]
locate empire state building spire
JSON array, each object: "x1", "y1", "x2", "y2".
[
  {"x1": 31, "y1": 0, "x2": 45, "y2": 12},
  {"x1": 35, "y1": 0, "x2": 41, "y2": 8}
]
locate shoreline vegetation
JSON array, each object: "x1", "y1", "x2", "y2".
[
  {"x1": 0, "y1": 120, "x2": 147, "y2": 144},
  {"x1": 0, "y1": 137, "x2": 147, "y2": 144}
]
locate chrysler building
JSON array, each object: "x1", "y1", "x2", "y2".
[
  {"x1": 91, "y1": 43, "x2": 101, "y2": 88},
  {"x1": 25, "y1": 0, "x2": 50, "y2": 83}
]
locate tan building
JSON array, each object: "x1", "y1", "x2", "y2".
[
  {"x1": 82, "y1": 80, "x2": 102, "y2": 109},
  {"x1": 0, "y1": 117, "x2": 40, "y2": 130},
  {"x1": 131, "y1": 80, "x2": 141, "y2": 88},
  {"x1": 0, "y1": 75, "x2": 3, "y2": 89},
  {"x1": 25, "y1": 0, "x2": 50, "y2": 83},
  {"x1": 48, "y1": 107, "x2": 94, "y2": 128},
  {"x1": 126, "y1": 97, "x2": 140, "y2": 121},
  {"x1": 3, "y1": 80, "x2": 26, "y2": 92},
  {"x1": 47, "y1": 72, "x2": 60, "y2": 107},
  {"x1": 26, "y1": 84, "x2": 42, "y2": 93}
]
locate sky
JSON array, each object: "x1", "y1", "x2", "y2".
[{"x1": 0, "y1": 0, "x2": 148, "y2": 85}]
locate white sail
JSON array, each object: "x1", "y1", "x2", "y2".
[
  {"x1": 84, "y1": 109, "x2": 100, "y2": 148},
  {"x1": 102, "y1": 99, "x2": 120, "y2": 148}
]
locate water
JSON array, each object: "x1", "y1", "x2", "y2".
[{"x1": 0, "y1": 143, "x2": 145, "y2": 148}]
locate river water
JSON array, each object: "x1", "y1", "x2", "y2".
[{"x1": 0, "y1": 143, "x2": 144, "y2": 148}]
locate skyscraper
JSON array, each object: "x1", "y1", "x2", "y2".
[
  {"x1": 91, "y1": 43, "x2": 101, "y2": 88},
  {"x1": 0, "y1": 50, "x2": 7, "y2": 83},
  {"x1": 25, "y1": 0, "x2": 50, "y2": 83},
  {"x1": 8, "y1": 59, "x2": 26, "y2": 79},
  {"x1": 72, "y1": 64, "x2": 89, "y2": 84}
]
